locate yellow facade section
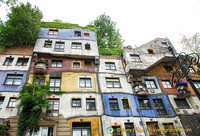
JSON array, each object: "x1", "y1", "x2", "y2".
[
  {"x1": 145, "y1": 62, "x2": 200, "y2": 76},
  {"x1": 61, "y1": 72, "x2": 98, "y2": 92},
  {"x1": 145, "y1": 62, "x2": 174, "y2": 76},
  {"x1": 28, "y1": 74, "x2": 49, "y2": 85},
  {"x1": 67, "y1": 117, "x2": 102, "y2": 136}
]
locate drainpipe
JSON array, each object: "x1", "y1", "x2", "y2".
[
  {"x1": 95, "y1": 59, "x2": 105, "y2": 136},
  {"x1": 120, "y1": 54, "x2": 147, "y2": 136}
]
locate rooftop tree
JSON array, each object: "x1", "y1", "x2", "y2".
[{"x1": 0, "y1": 2, "x2": 42, "y2": 47}]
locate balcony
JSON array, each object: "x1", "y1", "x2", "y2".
[
  {"x1": 133, "y1": 82, "x2": 148, "y2": 96},
  {"x1": 177, "y1": 82, "x2": 191, "y2": 98},
  {"x1": 34, "y1": 60, "x2": 48, "y2": 74}
]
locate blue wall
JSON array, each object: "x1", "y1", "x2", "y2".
[
  {"x1": 103, "y1": 94, "x2": 175, "y2": 117},
  {"x1": 0, "y1": 71, "x2": 27, "y2": 92},
  {"x1": 38, "y1": 28, "x2": 96, "y2": 41}
]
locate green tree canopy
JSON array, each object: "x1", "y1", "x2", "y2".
[
  {"x1": 0, "y1": 0, "x2": 17, "y2": 6},
  {"x1": 180, "y1": 32, "x2": 200, "y2": 54},
  {"x1": 0, "y1": 2, "x2": 42, "y2": 47},
  {"x1": 93, "y1": 13, "x2": 124, "y2": 49}
]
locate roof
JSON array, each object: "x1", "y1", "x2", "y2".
[{"x1": 2, "y1": 45, "x2": 34, "y2": 55}]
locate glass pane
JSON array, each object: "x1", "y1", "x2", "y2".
[
  {"x1": 73, "y1": 129, "x2": 81, "y2": 136},
  {"x1": 106, "y1": 82, "x2": 113, "y2": 87},
  {"x1": 41, "y1": 127, "x2": 48, "y2": 136},
  {"x1": 86, "y1": 79, "x2": 91, "y2": 87},
  {"x1": 13, "y1": 79, "x2": 22, "y2": 85},
  {"x1": 114, "y1": 82, "x2": 120, "y2": 87},
  {"x1": 5, "y1": 79, "x2": 13, "y2": 85}
]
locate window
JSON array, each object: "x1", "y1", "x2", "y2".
[
  {"x1": 105, "y1": 62, "x2": 116, "y2": 70},
  {"x1": 146, "y1": 122, "x2": 161, "y2": 136},
  {"x1": 189, "y1": 67, "x2": 195, "y2": 73},
  {"x1": 54, "y1": 42, "x2": 64, "y2": 52},
  {"x1": 194, "y1": 81, "x2": 200, "y2": 89},
  {"x1": 175, "y1": 98, "x2": 190, "y2": 109},
  {"x1": 71, "y1": 42, "x2": 82, "y2": 49},
  {"x1": 86, "y1": 98, "x2": 96, "y2": 110},
  {"x1": 121, "y1": 99, "x2": 130, "y2": 109},
  {"x1": 112, "y1": 126, "x2": 121, "y2": 136},
  {"x1": 73, "y1": 62, "x2": 80, "y2": 68},
  {"x1": 0, "y1": 97, "x2": 5, "y2": 107},
  {"x1": 85, "y1": 61, "x2": 91, "y2": 66},
  {"x1": 26, "y1": 127, "x2": 53, "y2": 136},
  {"x1": 138, "y1": 99, "x2": 151, "y2": 110},
  {"x1": 163, "y1": 123, "x2": 177, "y2": 136},
  {"x1": 44, "y1": 40, "x2": 52, "y2": 48},
  {"x1": 3, "y1": 57, "x2": 14, "y2": 66},
  {"x1": 109, "y1": 98, "x2": 119, "y2": 110},
  {"x1": 130, "y1": 54, "x2": 141, "y2": 62},
  {"x1": 51, "y1": 60, "x2": 62, "y2": 67},
  {"x1": 74, "y1": 31, "x2": 81, "y2": 37},
  {"x1": 47, "y1": 99, "x2": 59, "y2": 117},
  {"x1": 8, "y1": 98, "x2": 16, "y2": 108},
  {"x1": 5, "y1": 74, "x2": 23, "y2": 85},
  {"x1": 48, "y1": 29, "x2": 58, "y2": 35},
  {"x1": 83, "y1": 32, "x2": 90, "y2": 37},
  {"x1": 164, "y1": 66, "x2": 173, "y2": 72},
  {"x1": 153, "y1": 99, "x2": 167, "y2": 115},
  {"x1": 33, "y1": 77, "x2": 45, "y2": 85},
  {"x1": 85, "y1": 43, "x2": 91, "y2": 49},
  {"x1": 79, "y1": 78, "x2": 92, "y2": 88},
  {"x1": 161, "y1": 80, "x2": 172, "y2": 88},
  {"x1": 124, "y1": 123, "x2": 136, "y2": 136},
  {"x1": 72, "y1": 98, "x2": 81, "y2": 107},
  {"x1": 147, "y1": 49, "x2": 154, "y2": 54},
  {"x1": 106, "y1": 78, "x2": 121, "y2": 88},
  {"x1": 16, "y1": 58, "x2": 29, "y2": 66},
  {"x1": 49, "y1": 78, "x2": 60, "y2": 91},
  {"x1": 72, "y1": 122, "x2": 91, "y2": 136},
  {"x1": 145, "y1": 79, "x2": 157, "y2": 89}
]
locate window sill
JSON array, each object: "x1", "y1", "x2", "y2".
[
  {"x1": 15, "y1": 65, "x2": 27, "y2": 66},
  {"x1": 54, "y1": 50, "x2": 64, "y2": 52},
  {"x1": 107, "y1": 87, "x2": 122, "y2": 88},
  {"x1": 3, "y1": 84, "x2": 20, "y2": 86},
  {"x1": 7, "y1": 107, "x2": 15, "y2": 108},
  {"x1": 110, "y1": 109, "x2": 120, "y2": 111},
  {"x1": 2, "y1": 64, "x2": 12, "y2": 66},
  {"x1": 86, "y1": 109, "x2": 96, "y2": 111}
]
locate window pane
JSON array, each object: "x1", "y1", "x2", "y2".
[{"x1": 5, "y1": 79, "x2": 13, "y2": 85}]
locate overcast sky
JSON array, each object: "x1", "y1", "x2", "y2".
[{"x1": 1, "y1": 0, "x2": 200, "y2": 52}]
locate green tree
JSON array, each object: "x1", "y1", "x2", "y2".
[
  {"x1": 180, "y1": 33, "x2": 200, "y2": 54},
  {"x1": 17, "y1": 82, "x2": 51, "y2": 136},
  {"x1": 0, "y1": 2, "x2": 42, "y2": 47},
  {"x1": 93, "y1": 13, "x2": 124, "y2": 49},
  {"x1": 0, "y1": 0, "x2": 17, "y2": 6}
]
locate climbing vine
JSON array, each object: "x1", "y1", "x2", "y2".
[
  {"x1": 0, "y1": 124, "x2": 9, "y2": 136},
  {"x1": 16, "y1": 82, "x2": 51, "y2": 136}
]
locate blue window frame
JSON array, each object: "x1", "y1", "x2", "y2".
[{"x1": 144, "y1": 79, "x2": 157, "y2": 89}]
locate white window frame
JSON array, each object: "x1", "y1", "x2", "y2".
[
  {"x1": 78, "y1": 76, "x2": 93, "y2": 89},
  {"x1": 26, "y1": 126, "x2": 53, "y2": 136},
  {"x1": 161, "y1": 80, "x2": 172, "y2": 88}
]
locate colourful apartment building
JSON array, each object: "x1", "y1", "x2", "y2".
[{"x1": 0, "y1": 28, "x2": 200, "y2": 136}]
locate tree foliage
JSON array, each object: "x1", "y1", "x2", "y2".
[
  {"x1": 93, "y1": 13, "x2": 124, "y2": 49},
  {"x1": 0, "y1": 0, "x2": 17, "y2": 6},
  {"x1": 180, "y1": 33, "x2": 200, "y2": 54},
  {"x1": 16, "y1": 82, "x2": 51, "y2": 136},
  {"x1": 0, "y1": 2, "x2": 42, "y2": 47}
]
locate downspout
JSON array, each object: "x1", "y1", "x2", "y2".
[
  {"x1": 95, "y1": 59, "x2": 105, "y2": 136},
  {"x1": 120, "y1": 54, "x2": 147, "y2": 136}
]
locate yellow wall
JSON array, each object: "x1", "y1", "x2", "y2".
[
  {"x1": 61, "y1": 72, "x2": 98, "y2": 92},
  {"x1": 28, "y1": 74, "x2": 50, "y2": 85},
  {"x1": 67, "y1": 117, "x2": 102, "y2": 136},
  {"x1": 145, "y1": 62, "x2": 200, "y2": 76}
]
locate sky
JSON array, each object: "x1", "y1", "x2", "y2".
[{"x1": 1, "y1": 0, "x2": 200, "y2": 52}]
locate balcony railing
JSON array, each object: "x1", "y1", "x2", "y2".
[
  {"x1": 34, "y1": 60, "x2": 48, "y2": 74},
  {"x1": 133, "y1": 82, "x2": 148, "y2": 96}
]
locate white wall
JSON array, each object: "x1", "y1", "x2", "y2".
[
  {"x1": 0, "y1": 92, "x2": 19, "y2": 119},
  {"x1": 168, "y1": 95, "x2": 200, "y2": 115},
  {"x1": 34, "y1": 39, "x2": 99, "y2": 57},
  {"x1": 51, "y1": 93, "x2": 103, "y2": 119},
  {"x1": 0, "y1": 55, "x2": 32, "y2": 71},
  {"x1": 98, "y1": 73, "x2": 133, "y2": 94},
  {"x1": 102, "y1": 115, "x2": 186, "y2": 136}
]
